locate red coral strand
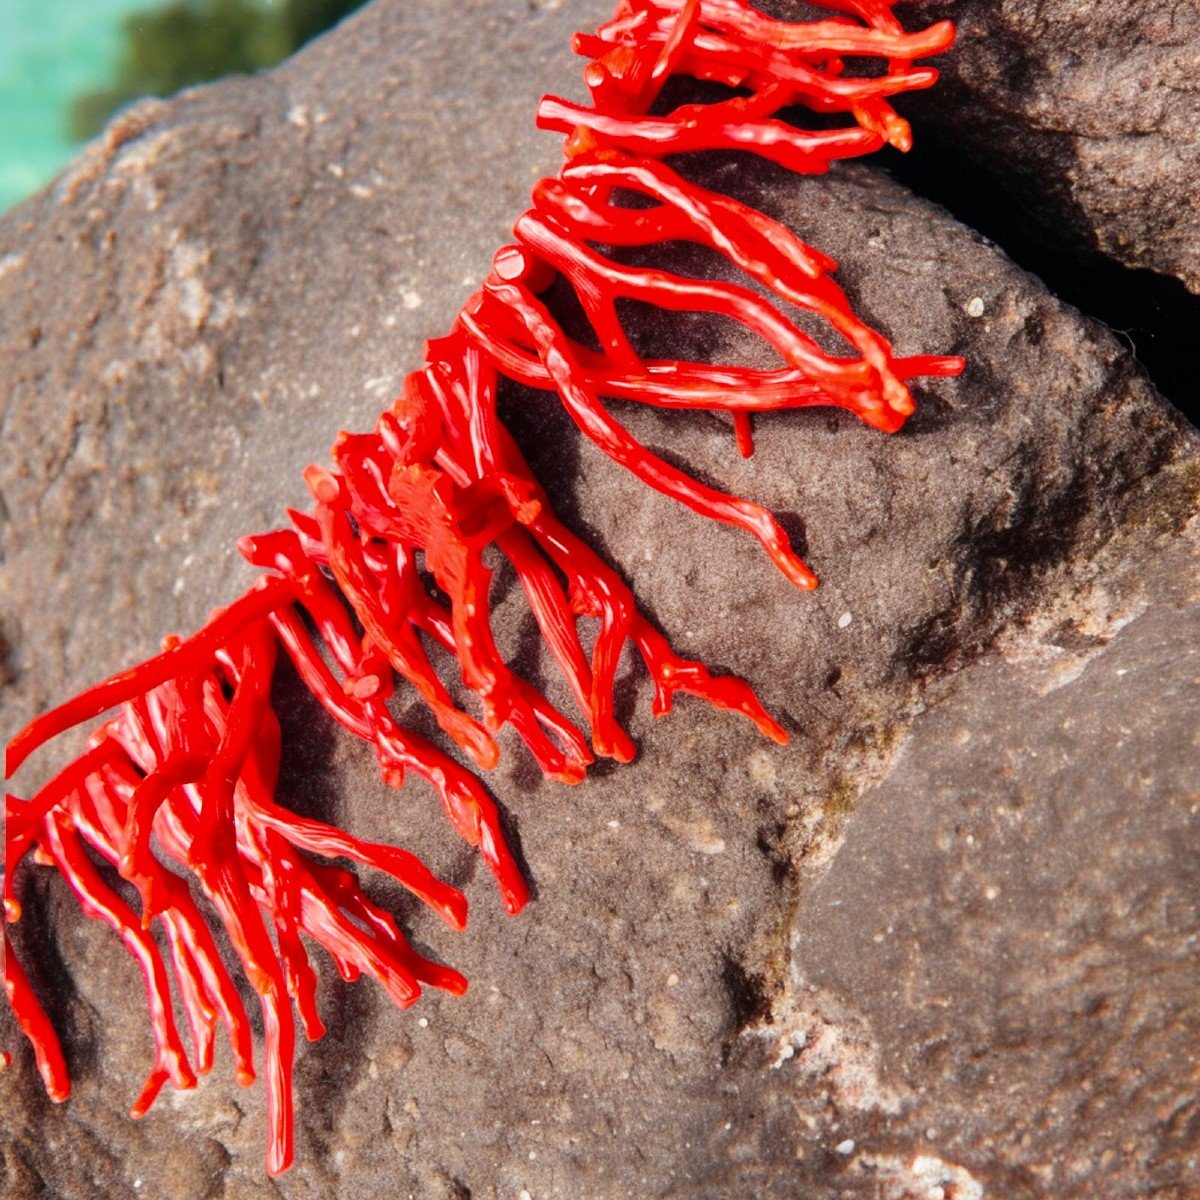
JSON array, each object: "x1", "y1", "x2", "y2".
[{"x1": 3, "y1": 0, "x2": 962, "y2": 1175}]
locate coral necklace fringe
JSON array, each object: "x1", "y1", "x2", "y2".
[{"x1": 4, "y1": 0, "x2": 961, "y2": 1176}]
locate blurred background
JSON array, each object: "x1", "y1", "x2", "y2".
[{"x1": 0, "y1": 0, "x2": 365, "y2": 212}]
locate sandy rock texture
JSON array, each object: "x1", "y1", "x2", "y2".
[
  {"x1": 897, "y1": 0, "x2": 1200, "y2": 294},
  {"x1": 2, "y1": 1, "x2": 1198, "y2": 1198}
]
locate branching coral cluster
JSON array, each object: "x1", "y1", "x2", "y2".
[{"x1": 4, "y1": 0, "x2": 961, "y2": 1176}]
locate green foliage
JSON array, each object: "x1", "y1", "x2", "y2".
[
  {"x1": 69, "y1": 0, "x2": 366, "y2": 142},
  {"x1": 281, "y1": 0, "x2": 363, "y2": 48}
]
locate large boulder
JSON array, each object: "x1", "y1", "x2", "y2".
[{"x1": 2, "y1": 1, "x2": 1197, "y2": 1197}]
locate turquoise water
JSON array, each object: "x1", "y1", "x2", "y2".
[{"x1": 0, "y1": 0, "x2": 147, "y2": 212}]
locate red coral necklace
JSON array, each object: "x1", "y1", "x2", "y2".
[{"x1": 4, "y1": 0, "x2": 961, "y2": 1176}]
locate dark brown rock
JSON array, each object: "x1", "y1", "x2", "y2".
[
  {"x1": 897, "y1": 0, "x2": 1200, "y2": 294},
  {"x1": 2, "y1": 2, "x2": 1197, "y2": 1197}
]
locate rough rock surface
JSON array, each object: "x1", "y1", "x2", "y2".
[
  {"x1": 2, "y1": 2, "x2": 1198, "y2": 1198},
  {"x1": 897, "y1": 0, "x2": 1200, "y2": 294}
]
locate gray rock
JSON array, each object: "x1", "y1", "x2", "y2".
[
  {"x1": 729, "y1": 519, "x2": 1200, "y2": 1200},
  {"x1": 896, "y1": 0, "x2": 1200, "y2": 294},
  {"x1": 2, "y1": 1, "x2": 1197, "y2": 1197}
]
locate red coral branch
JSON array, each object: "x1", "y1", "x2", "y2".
[{"x1": 4, "y1": 0, "x2": 963, "y2": 1175}]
